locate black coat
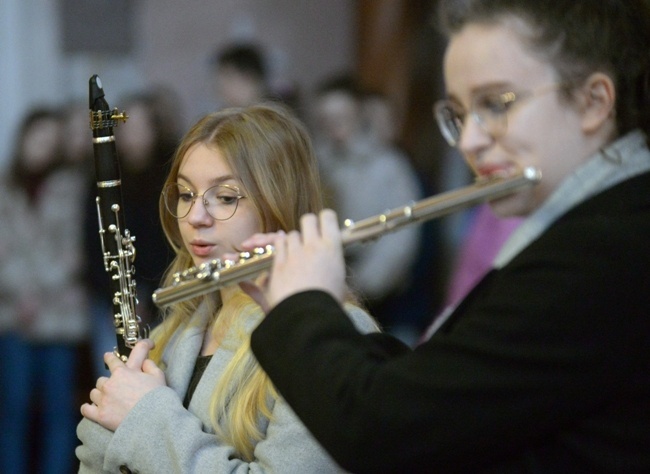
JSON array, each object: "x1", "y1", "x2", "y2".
[{"x1": 251, "y1": 171, "x2": 650, "y2": 473}]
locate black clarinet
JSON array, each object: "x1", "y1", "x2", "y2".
[{"x1": 89, "y1": 74, "x2": 145, "y2": 362}]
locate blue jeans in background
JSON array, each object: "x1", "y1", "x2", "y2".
[{"x1": 0, "y1": 334, "x2": 80, "y2": 474}]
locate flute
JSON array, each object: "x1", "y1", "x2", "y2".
[
  {"x1": 89, "y1": 75, "x2": 146, "y2": 361},
  {"x1": 152, "y1": 166, "x2": 541, "y2": 308}
]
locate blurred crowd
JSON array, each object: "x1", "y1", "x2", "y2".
[{"x1": 0, "y1": 89, "x2": 179, "y2": 473}]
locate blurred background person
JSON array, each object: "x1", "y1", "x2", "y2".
[
  {"x1": 209, "y1": 42, "x2": 272, "y2": 109},
  {"x1": 62, "y1": 101, "x2": 95, "y2": 175},
  {"x1": 360, "y1": 89, "x2": 444, "y2": 341},
  {"x1": 312, "y1": 73, "x2": 424, "y2": 345},
  {"x1": 82, "y1": 91, "x2": 176, "y2": 378},
  {"x1": 360, "y1": 90, "x2": 401, "y2": 149},
  {"x1": 0, "y1": 107, "x2": 88, "y2": 474},
  {"x1": 207, "y1": 41, "x2": 303, "y2": 117}
]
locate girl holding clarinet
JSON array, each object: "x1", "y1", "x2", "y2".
[{"x1": 76, "y1": 104, "x2": 378, "y2": 473}]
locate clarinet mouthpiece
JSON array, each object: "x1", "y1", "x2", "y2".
[{"x1": 89, "y1": 74, "x2": 108, "y2": 111}]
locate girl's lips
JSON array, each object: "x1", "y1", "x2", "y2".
[
  {"x1": 477, "y1": 164, "x2": 516, "y2": 179},
  {"x1": 190, "y1": 243, "x2": 216, "y2": 257}
]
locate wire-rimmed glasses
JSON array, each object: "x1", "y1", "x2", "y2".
[
  {"x1": 162, "y1": 183, "x2": 246, "y2": 220},
  {"x1": 433, "y1": 83, "x2": 566, "y2": 147}
]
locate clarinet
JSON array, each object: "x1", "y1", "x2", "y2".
[{"x1": 89, "y1": 74, "x2": 146, "y2": 362}]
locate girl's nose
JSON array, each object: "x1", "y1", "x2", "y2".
[
  {"x1": 458, "y1": 114, "x2": 493, "y2": 158},
  {"x1": 186, "y1": 197, "x2": 213, "y2": 227}
]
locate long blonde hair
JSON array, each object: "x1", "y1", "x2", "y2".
[{"x1": 150, "y1": 104, "x2": 331, "y2": 460}]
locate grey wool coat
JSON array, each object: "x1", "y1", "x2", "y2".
[{"x1": 76, "y1": 300, "x2": 378, "y2": 473}]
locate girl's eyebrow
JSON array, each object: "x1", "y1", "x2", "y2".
[
  {"x1": 471, "y1": 81, "x2": 512, "y2": 95},
  {"x1": 176, "y1": 173, "x2": 239, "y2": 187},
  {"x1": 446, "y1": 81, "x2": 514, "y2": 105}
]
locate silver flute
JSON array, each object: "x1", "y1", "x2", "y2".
[{"x1": 153, "y1": 166, "x2": 541, "y2": 308}]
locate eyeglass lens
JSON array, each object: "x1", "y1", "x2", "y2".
[
  {"x1": 434, "y1": 92, "x2": 511, "y2": 147},
  {"x1": 434, "y1": 102, "x2": 463, "y2": 146},
  {"x1": 163, "y1": 184, "x2": 243, "y2": 220}
]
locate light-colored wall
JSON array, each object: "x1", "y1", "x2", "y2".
[
  {"x1": 0, "y1": 0, "x2": 355, "y2": 170},
  {"x1": 1, "y1": 0, "x2": 64, "y2": 173}
]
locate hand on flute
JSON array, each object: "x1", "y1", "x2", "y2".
[{"x1": 236, "y1": 209, "x2": 347, "y2": 313}]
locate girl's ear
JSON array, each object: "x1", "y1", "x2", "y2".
[{"x1": 580, "y1": 72, "x2": 616, "y2": 134}]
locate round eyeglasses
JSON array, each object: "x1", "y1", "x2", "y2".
[
  {"x1": 162, "y1": 183, "x2": 246, "y2": 220},
  {"x1": 433, "y1": 83, "x2": 565, "y2": 147}
]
